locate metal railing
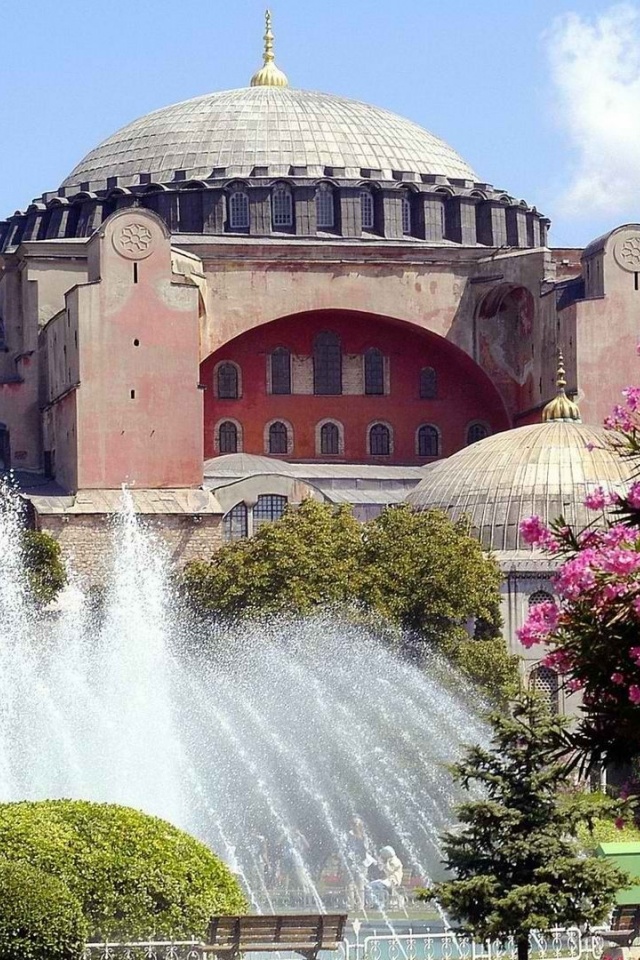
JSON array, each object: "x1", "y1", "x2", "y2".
[{"x1": 84, "y1": 928, "x2": 608, "y2": 960}]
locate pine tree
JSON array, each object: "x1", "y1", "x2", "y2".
[{"x1": 421, "y1": 694, "x2": 629, "y2": 960}]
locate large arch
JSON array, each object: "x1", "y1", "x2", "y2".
[{"x1": 200, "y1": 309, "x2": 510, "y2": 464}]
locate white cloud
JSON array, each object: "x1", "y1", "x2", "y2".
[{"x1": 548, "y1": 4, "x2": 640, "y2": 218}]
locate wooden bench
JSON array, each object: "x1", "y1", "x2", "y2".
[
  {"x1": 203, "y1": 914, "x2": 348, "y2": 960},
  {"x1": 603, "y1": 905, "x2": 640, "y2": 947}
]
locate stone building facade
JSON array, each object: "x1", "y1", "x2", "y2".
[{"x1": 0, "y1": 17, "x2": 638, "y2": 616}]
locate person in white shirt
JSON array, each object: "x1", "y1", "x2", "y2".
[{"x1": 369, "y1": 845, "x2": 404, "y2": 907}]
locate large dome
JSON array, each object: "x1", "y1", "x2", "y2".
[
  {"x1": 405, "y1": 421, "x2": 633, "y2": 552},
  {"x1": 61, "y1": 86, "x2": 478, "y2": 192}
]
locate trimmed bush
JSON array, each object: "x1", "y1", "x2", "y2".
[
  {"x1": 0, "y1": 800, "x2": 245, "y2": 940},
  {"x1": 0, "y1": 859, "x2": 86, "y2": 960},
  {"x1": 21, "y1": 530, "x2": 66, "y2": 604}
]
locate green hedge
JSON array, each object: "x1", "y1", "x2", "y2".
[
  {"x1": 0, "y1": 800, "x2": 245, "y2": 940},
  {"x1": 21, "y1": 530, "x2": 66, "y2": 604},
  {"x1": 0, "y1": 859, "x2": 86, "y2": 960}
]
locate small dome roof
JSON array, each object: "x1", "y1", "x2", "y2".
[
  {"x1": 60, "y1": 86, "x2": 477, "y2": 192},
  {"x1": 405, "y1": 421, "x2": 633, "y2": 552}
]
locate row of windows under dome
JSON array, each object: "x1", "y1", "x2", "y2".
[
  {"x1": 215, "y1": 419, "x2": 490, "y2": 457},
  {"x1": 3, "y1": 185, "x2": 549, "y2": 249},
  {"x1": 214, "y1": 345, "x2": 439, "y2": 399}
]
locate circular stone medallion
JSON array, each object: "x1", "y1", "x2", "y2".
[
  {"x1": 112, "y1": 221, "x2": 154, "y2": 260},
  {"x1": 614, "y1": 234, "x2": 640, "y2": 272}
]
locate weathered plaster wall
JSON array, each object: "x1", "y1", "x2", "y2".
[
  {"x1": 201, "y1": 309, "x2": 510, "y2": 463},
  {"x1": 61, "y1": 210, "x2": 204, "y2": 490}
]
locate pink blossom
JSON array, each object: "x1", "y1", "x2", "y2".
[
  {"x1": 630, "y1": 646, "x2": 640, "y2": 665},
  {"x1": 519, "y1": 516, "x2": 558, "y2": 550},
  {"x1": 542, "y1": 649, "x2": 573, "y2": 672},
  {"x1": 602, "y1": 525, "x2": 638, "y2": 548},
  {"x1": 566, "y1": 678, "x2": 583, "y2": 693},
  {"x1": 623, "y1": 387, "x2": 640, "y2": 412},
  {"x1": 629, "y1": 685, "x2": 640, "y2": 704},
  {"x1": 554, "y1": 551, "x2": 598, "y2": 599},
  {"x1": 611, "y1": 672, "x2": 626, "y2": 685},
  {"x1": 601, "y1": 547, "x2": 640, "y2": 576},
  {"x1": 584, "y1": 487, "x2": 607, "y2": 510},
  {"x1": 628, "y1": 482, "x2": 640, "y2": 509},
  {"x1": 615, "y1": 817, "x2": 626, "y2": 830},
  {"x1": 517, "y1": 600, "x2": 559, "y2": 649}
]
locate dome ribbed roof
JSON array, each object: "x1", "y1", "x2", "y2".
[
  {"x1": 60, "y1": 86, "x2": 477, "y2": 191},
  {"x1": 405, "y1": 422, "x2": 633, "y2": 552}
]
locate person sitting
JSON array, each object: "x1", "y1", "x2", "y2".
[{"x1": 368, "y1": 846, "x2": 404, "y2": 908}]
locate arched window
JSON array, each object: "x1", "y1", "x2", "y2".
[
  {"x1": 369, "y1": 422, "x2": 391, "y2": 456},
  {"x1": 402, "y1": 193, "x2": 412, "y2": 235},
  {"x1": 417, "y1": 425, "x2": 439, "y2": 457},
  {"x1": 271, "y1": 184, "x2": 293, "y2": 228},
  {"x1": 529, "y1": 590, "x2": 554, "y2": 608},
  {"x1": 529, "y1": 665, "x2": 560, "y2": 714},
  {"x1": 218, "y1": 420, "x2": 238, "y2": 454},
  {"x1": 360, "y1": 189, "x2": 374, "y2": 230},
  {"x1": 254, "y1": 494, "x2": 288, "y2": 531},
  {"x1": 269, "y1": 420, "x2": 289, "y2": 455},
  {"x1": 223, "y1": 502, "x2": 248, "y2": 541},
  {"x1": 364, "y1": 347, "x2": 384, "y2": 396},
  {"x1": 228, "y1": 190, "x2": 250, "y2": 229},
  {"x1": 216, "y1": 362, "x2": 239, "y2": 399},
  {"x1": 270, "y1": 347, "x2": 291, "y2": 395},
  {"x1": 313, "y1": 331, "x2": 342, "y2": 395},
  {"x1": 467, "y1": 421, "x2": 490, "y2": 445},
  {"x1": 419, "y1": 367, "x2": 437, "y2": 399},
  {"x1": 315, "y1": 183, "x2": 335, "y2": 228},
  {"x1": 320, "y1": 421, "x2": 340, "y2": 456}
]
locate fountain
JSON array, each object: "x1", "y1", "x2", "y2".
[{"x1": 0, "y1": 480, "x2": 488, "y2": 917}]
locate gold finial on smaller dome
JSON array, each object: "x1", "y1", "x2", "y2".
[
  {"x1": 542, "y1": 349, "x2": 581, "y2": 423},
  {"x1": 250, "y1": 9, "x2": 289, "y2": 87}
]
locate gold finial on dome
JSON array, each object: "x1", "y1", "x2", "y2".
[
  {"x1": 542, "y1": 349, "x2": 582, "y2": 423},
  {"x1": 250, "y1": 9, "x2": 289, "y2": 87}
]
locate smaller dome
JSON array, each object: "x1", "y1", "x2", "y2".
[
  {"x1": 405, "y1": 421, "x2": 632, "y2": 552},
  {"x1": 542, "y1": 350, "x2": 581, "y2": 423}
]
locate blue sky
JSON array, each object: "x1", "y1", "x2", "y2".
[{"x1": 1, "y1": 0, "x2": 638, "y2": 247}]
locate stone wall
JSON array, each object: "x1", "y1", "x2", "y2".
[{"x1": 38, "y1": 513, "x2": 223, "y2": 586}]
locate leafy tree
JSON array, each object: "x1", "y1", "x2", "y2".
[
  {"x1": 420, "y1": 695, "x2": 629, "y2": 960},
  {"x1": 182, "y1": 501, "x2": 515, "y2": 698},
  {"x1": 0, "y1": 800, "x2": 245, "y2": 939},
  {"x1": 182, "y1": 499, "x2": 363, "y2": 618},
  {"x1": 21, "y1": 530, "x2": 66, "y2": 604},
  {"x1": 360, "y1": 506, "x2": 503, "y2": 640},
  {"x1": 0, "y1": 860, "x2": 86, "y2": 960}
]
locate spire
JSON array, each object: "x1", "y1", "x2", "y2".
[
  {"x1": 250, "y1": 9, "x2": 289, "y2": 87},
  {"x1": 542, "y1": 350, "x2": 581, "y2": 423}
]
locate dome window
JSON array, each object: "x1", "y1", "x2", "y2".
[
  {"x1": 369, "y1": 422, "x2": 391, "y2": 456},
  {"x1": 316, "y1": 184, "x2": 335, "y2": 228},
  {"x1": 360, "y1": 189, "x2": 375, "y2": 230},
  {"x1": 466, "y1": 421, "x2": 490, "y2": 445},
  {"x1": 270, "y1": 347, "x2": 291, "y2": 395},
  {"x1": 254, "y1": 494, "x2": 288, "y2": 531},
  {"x1": 218, "y1": 420, "x2": 239, "y2": 454},
  {"x1": 268, "y1": 420, "x2": 289, "y2": 455},
  {"x1": 419, "y1": 367, "x2": 437, "y2": 399},
  {"x1": 271, "y1": 183, "x2": 293, "y2": 228},
  {"x1": 417, "y1": 424, "x2": 440, "y2": 458},
  {"x1": 528, "y1": 590, "x2": 554, "y2": 608},
  {"x1": 320, "y1": 421, "x2": 341, "y2": 456},
  {"x1": 223, "y1": 502, "x2": 248, "y2": 541},
  {"x1": 228, "y1": 189, "x2": 250, "y2": 229},
  {"x1": 364, "y1": 347, "x2": 385, "y2": 395},
  {"x1": 313, "y1": 331, "x2": 342, "y2": 395},
  {"x1": 529, "y1": 665, "x2": 560, "y2": 714},
  {"x1": 402, "y1": 194, "x2": 412, "y2": 235},
  {"x1": 216, "y1": 361, "x2": 240, "y2": 399}
]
